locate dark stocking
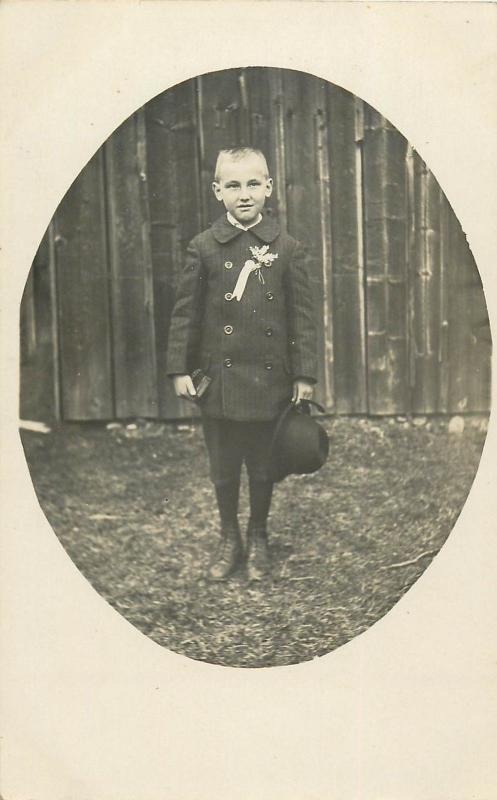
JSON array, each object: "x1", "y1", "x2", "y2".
[
  {"x1": 248, "y1": 478, "x2": 274, "y2": 529},
  {"x1": 215, "y1": 479, "x2": 240, "y2": 529}
]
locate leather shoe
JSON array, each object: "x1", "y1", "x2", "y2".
[
  {"x1": 207, "y1": 525, "x2": 243, "y2": 581},
  {"x1": 246, "y1": 524, "x2": 271, "y2": 582}
]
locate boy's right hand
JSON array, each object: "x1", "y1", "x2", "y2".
[{"x1": 173, "y1": 374, "x2": 197, "y2": 401}]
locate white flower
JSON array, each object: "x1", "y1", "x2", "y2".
[{"x1": 249, "y1": 245, "x2": 279, "y2": 268}]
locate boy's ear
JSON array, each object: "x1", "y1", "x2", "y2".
[
  {"x1": 265, "y1": 178, "x2": 273, "y2": 197},
  {"x1": 212, "y1": 181, "x2": 223, "y2": 202}
]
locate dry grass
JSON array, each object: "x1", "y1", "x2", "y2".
[{"x1": 21, "y1": 415, "x2": 487, "y2": 668}]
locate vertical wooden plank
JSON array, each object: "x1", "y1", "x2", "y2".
[
  {"x1": 466, "y1": 254, "x2": 491, "y2": 412},
  {"x1": 421, "y1": 166, "x2": 442, "y2": 412},
  {"x1": 315, "y1": 89, "x2": 334, "y2": 410},
  {"x1": 197, "y1": 69, "x2": 248, "y2": 226},
  {"x1": 408, "y1": 152, "x2": 442, "y2": 413},
  {"x1": 447, "y1": 216, "x2": 471, "y2": 412},
  {"x1": 438, "y1": 193, "x2": 451, "y2": 413},
  {"x1": 269, "y1": 70, "x2": 288, "y2": 232},
  {"x1": 20, "y1": 267, "x2": 37, "y2": 419},
  {"x1": 55, "y1": 149, "x2": 113, "y2": 420},
  {"x1": 245, "y1": 67, "x2": 286, "y2": 223},
  {"x1": 47, "y1": 222, "x2": 62, "y2": 421},
  {"x1": 282, "y1": 71, "x2": 333, "y2": 411},
  {"x1": 354, "y1": 100, "x2": 368, "y2": 411},
  {"x1": 145, "y1": 80, "x2": 202, "y2": 420},
  {"x1": 244, "y1": 66, "x2": 273, "y2": 157},
  {"x1": 363, "y1": 106, "x2": 409, "y2": 414},
  {"x1": 20, "y1": 232, "x2": 59, "y2": 422},
  {"x1": 20, "y1": 269, "x2": 37, "y2": 358},
  {"x1": 327, "y1": 85, "x2": 367, "y2": 413},
  {"x1": 461, "y1": 211, "x2": 491, "y2": 411},
  {"x1": 20, "y1": 258, "x2": 37, "y2": 419},
  {"x1": 105, "y1": 109, "x2": 158, "y2": 419},
  {"x1": 447, "y1": 213, "x2": 491, "y2": 413}
]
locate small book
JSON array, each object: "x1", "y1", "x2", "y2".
[{"x1": 191, "y1": 368, "x2": 212, "y2": 399}]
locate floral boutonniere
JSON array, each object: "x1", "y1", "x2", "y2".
[
  {"x1": 230, "y1": 245, "x2": 279, "y2": 301},
  {"x1": 249, "y1": 244, "x2": 279, "y2": 274}
]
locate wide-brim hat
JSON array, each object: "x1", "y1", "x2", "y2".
[{"x1": 269, "y1": 400, "x2": 329, "y2": 483}]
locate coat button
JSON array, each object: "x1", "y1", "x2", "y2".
[
  {"x1": 264, "y1": 361, "x2": 273, "y2": 371},
  {"x1": 224, "y1": 292, "x2": 233, "y2": 301},
  {"x1": 265, "y1": 291, "x2": 274, "y2": 301},
  {"x1": 224, "y1": 261, "x2": 233, "y2": 270},
  {"x1": 224, "y1": 325, "x2": 233, "y2": 335},
  {"x1": 265, "y1": 327, "x2": 273, "y2": 337},
  {"x1": 223, "y1": 358, "x2": 233, "y2": 368}
]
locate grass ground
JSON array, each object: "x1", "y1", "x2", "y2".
[{"x1": 21, "y1": 414, "x2": 487, "y2": 668}]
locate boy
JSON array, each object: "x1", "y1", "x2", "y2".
[{"x1": 166, "y1": 147, "x2": 317, "y2": 582}]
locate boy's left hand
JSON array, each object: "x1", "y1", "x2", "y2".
[{"x1": 292, "y1": 379, "x2": 314, "y2": 404}]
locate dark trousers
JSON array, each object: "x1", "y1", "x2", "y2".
[
  {"x1": 202, "y1": 417, "x2": 276, "y2": 530},
  {"x1": 201, "y1": 417, "x2": 277, "y2": 486}
]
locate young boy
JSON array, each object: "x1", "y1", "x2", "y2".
[{"x1": 166, "y1": 147, "x2": 317, "y2": 582}]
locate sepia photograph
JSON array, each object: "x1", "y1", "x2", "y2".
[
  {"x1": 2, "y1": 3, "x2": 497, "y2": 798},
  {"x1": 19, "y1": 66, "x2": 491, "y2": 668}
]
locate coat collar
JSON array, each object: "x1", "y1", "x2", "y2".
[{"x1": 210, "y1": 212, "x2": 280, "y2": 244}]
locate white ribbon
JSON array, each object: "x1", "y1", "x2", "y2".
[{"x1": 231, "y1": 259, "x2": 260, "y2": 301}]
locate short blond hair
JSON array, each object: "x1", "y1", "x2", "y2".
[{"x1": 214, "y1": 147, "x2": 270, "y2": 182}]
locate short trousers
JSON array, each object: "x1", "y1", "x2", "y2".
[{"x1": 201, "y1": 417, "x2": 277, "y2": 486}]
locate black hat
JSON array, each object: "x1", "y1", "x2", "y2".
[{"x1": 270, "y1": 400, "x2": 329, "y2": 483}]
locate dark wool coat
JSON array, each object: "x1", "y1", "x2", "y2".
[{"x1": 166, "y1": 213, "x2": 317, "y2": 421}]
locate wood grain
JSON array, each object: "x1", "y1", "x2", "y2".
[
  {"x1": 54, "y1": 150, "x2": 113, "y2": 420},
  {"x1": 20, "y1": 71, "x2": 491, "y2": 421},
  {"x1": 105, "y1": 110, "x2": 159, "y2": 419},
  {"x1": 363, "y1": 106, "x2": 409, "y2": 414},
  {"x1": 327, "y1": 87, "x2": 367, "y2": 413},
  {"x1": 145, "y1": 81, "x2": 202, "y2": 419}
]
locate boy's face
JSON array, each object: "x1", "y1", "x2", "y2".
[{"x1": 212, "y1": 154, "x2": 273, "y2": 225}]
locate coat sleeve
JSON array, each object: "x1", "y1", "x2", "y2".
[
  {"x1": 165, "y1": 238, "x2": 205, "y2": 376},
  {"x1": 284, "y1": 240, "x2": 318, "y2": 383}
]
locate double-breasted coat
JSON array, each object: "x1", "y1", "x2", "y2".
[{"x1": 166, "y1": 213, "x2": 318, "y2": 421}]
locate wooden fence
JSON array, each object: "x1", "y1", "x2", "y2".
[{"x1": 20, "y1": 68, "x2": 491, "y2": 421}]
